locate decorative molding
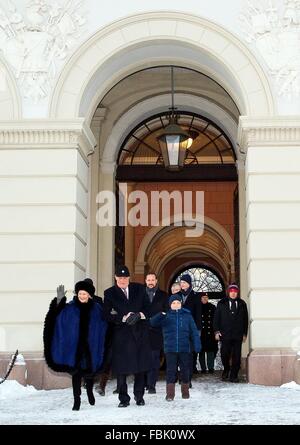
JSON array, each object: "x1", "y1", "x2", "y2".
[
  {"x1": 239, "y1": 0, "x2": 300, "y2": 97},
  {"x1": 0, "y1": 0, "x2": 87, "y2": 103},
  {"x1": 0, "y1": 119, "x2": 96, "y2": 158},
  {"x1": 238, "y1": 116, "x2": 300, "y2": 149}
]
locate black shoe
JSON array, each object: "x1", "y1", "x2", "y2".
[
  {"x1": 189, "y1": 382, "x2": 192, "y2": 389},
  {"x1": 208, "y1": 369, "x2": 214, "y2": 374},
  {"x1": 113, "y1": 388, "x2": 119, "y2": 394},
  {"x1": 221, "y1": 371, "x2": 229, "y2": 381},
  {"x1": 200, "y1": 369, "x2": 207, "y2": 374},
  {"x1": 72, "y1": 397, "x2": 81, "y2": 411},
  {"x1": 135, "y1": 398, "x2": 145, "y2": 406},
  {"x1": 118, "y1": 401, "x2": 130, "y2": 407},
  {"x1": 193, "y1": 369, "x2": 199, "y2": 374},
  {"x1": 148, "y1": 387, "x2": 156, "y2": 394}
]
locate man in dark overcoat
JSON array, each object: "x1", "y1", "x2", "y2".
[
  {"x1": 103, "y1": 265, "x2": 151, "y2": 407},
  {"x1": 144, "y1": 272, "x2": 168, "y2": 394},
  {"x1": 213, "y1": 283, "x2": 248, "y2": 382}
]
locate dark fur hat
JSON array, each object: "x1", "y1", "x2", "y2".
[{"x1": 74, "y1": 280, "x2": 95, "y2": 296}]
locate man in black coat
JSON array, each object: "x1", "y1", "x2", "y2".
[
  {"x1": 144, "y1": 272, "x2": 168, "y2": 394},
  {"x1": 179, "y1": 274, "x2": 202, "y2": 382},
  {"x1": 198, "y1": 293, "x2": 218, "y2": 373},
  {"x1": 103, "y1": 265, "x2": 151, "y2": 407},
  {"x1": 213, "y1": 283, "x2": 248, "y2": 382}
]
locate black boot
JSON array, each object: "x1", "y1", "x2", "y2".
[
  {"x1": 86, "y1": 379, "x2": 95, "y2": 405},
  {"x1": 72, "y1": 374, "x2": 82, "y2": 411},
  {"x1": 72, "y1": 397, "x2": 81, "y2": 411}
]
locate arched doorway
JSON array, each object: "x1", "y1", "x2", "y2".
[{"x1": 47, "y1": 11, "x2": 277, "y2": 384}]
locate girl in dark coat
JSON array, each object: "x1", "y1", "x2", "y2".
[
  {"x1": 150, "y1": 293, "x2": 201, "y2": 401},
  {"x1": 43, "y1": 280, "x2": 107, "y2": 410}
]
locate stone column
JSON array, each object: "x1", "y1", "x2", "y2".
[
  {"x1": 0, "y1": 119, "x2": 96, "y2": 353},
  {"x1": 238, "y1": 116, "x2": 300, "y2": 385},
  {"x1": 97, "y1": 161, "x2": 116, "y2": 296},
  {"x1": 236, "y1": 159, "x2": 250, "y2": 362},
  {"x1": 87, "y1": 108, "x2": 106, "y2": 289}
]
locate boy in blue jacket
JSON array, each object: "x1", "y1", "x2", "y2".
[{"x1": 150, "y1": 293, "x2": 201, "y2": 401}]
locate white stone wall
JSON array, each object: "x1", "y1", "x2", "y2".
[
  {"x1": 240, "y1": 118, "x2": 300, "y2": 350},
  {"x1": 0, "y1": 122, "x2": 95, "y2": 351}
]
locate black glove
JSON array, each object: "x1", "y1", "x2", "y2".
[
  {"x1": 126, "y1": 312, "x2": 141, "y2": 326},
  {"x1": 56, "y1": 284, "x2": 66, "y2": 305}
]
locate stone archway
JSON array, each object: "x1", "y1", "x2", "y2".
[
  {"x1": 49, "y1": 11, "x2": 275, "y2": 120},
  {"x1": 135, "y1": 216, "x2": 235, "y2": 286}
]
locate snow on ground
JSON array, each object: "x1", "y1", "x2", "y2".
[
  {"x1": 0, "y1": 373, "x2": 299, "y2": 425},
  {"x1": 280, "y1": 381, "x2": 300, "y2": 390}
]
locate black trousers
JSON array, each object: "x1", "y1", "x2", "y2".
[
  {"x1": 165, "y1": 352, "x2": 191, "y2": 384},
  {"x1": 220, "y1": 339, "x2": 242, "y2": 378},
  {"x1": 72, "y1": 371, "x2": 93, "y2": 398},
  {"x1": 146, "y1": 349, "x2": 161, "y2": 389},
  {"x1": 117, "y1": 373, "x2": 145, "y2": 404}
]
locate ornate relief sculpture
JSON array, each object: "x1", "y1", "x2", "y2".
[
  {"x1": 239, "y1": 0, "x2": 300, "y2": 97},
  {"x1": 0, "y1": 0, "x2": 87, "y2": 103}
]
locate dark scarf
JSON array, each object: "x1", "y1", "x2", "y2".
[
  {"x1": 146, "y1": 285, "x2": 158, "y2": 303},
  {"x1": 181, "y1": 286, "x2": 191, "y2": 303}
]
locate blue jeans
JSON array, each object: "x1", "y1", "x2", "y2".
[
  {"x1": 146, "y1": 349, "x2": 161, "y2": 389},
  {"x1": 165, "y1": 352, "x2": 191, "y2": 384}
]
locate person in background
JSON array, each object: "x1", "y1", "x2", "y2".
[
  {"x1": 198, "y1": 293, "x2": 218, "y2": 374},
  {"x1": 43, "y1": 281, "x2": 107, "y2": 410},
  {"x1": 213, "y1": 283, "x2": 248, "y2": 383},
  {"x1": 144, "y1": 272, "x2": 168, "y2": 394},
  {"x1": 171, "y1": 282, "x2": 181, "y2": 294},
  {"x1": 150, "y1": 293, "x2": 201, "y2": 401}
]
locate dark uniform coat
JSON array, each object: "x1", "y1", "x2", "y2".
[
  {"x1": 213, "y1": 297, "x2": 249, "y2": 341},
  {"x1": 146, "y1": 287, "x2": 168, "y2": 350},
  {"x1": 103, "y1": 282, "x2": 151, "y2": 375},
  {"x1": 200, "y1": 302, "x2": 218, "y2": 353}
]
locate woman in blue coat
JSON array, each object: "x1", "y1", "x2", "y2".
[
  {"x1": 150, "y1": 293, "x2": 201, "y2": 401},
  {"x1": 43, "y1": 280, "x2": 107, "y2": 410}
]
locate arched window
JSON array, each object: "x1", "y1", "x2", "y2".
[{"x1": 172, "y1": 265, "x2": 225, "y2": 298}]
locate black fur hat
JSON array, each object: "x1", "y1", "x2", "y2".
[{"x1": 74, "y1": 280, "x2": 95, "y2": 296}]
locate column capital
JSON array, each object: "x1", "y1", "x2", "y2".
[
  {"x1": 238, "y1": 116, "x2": 300, "y2": 150},
  {"x1": 0, "y1": 118, "x2": 97, "y2": 159}
]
